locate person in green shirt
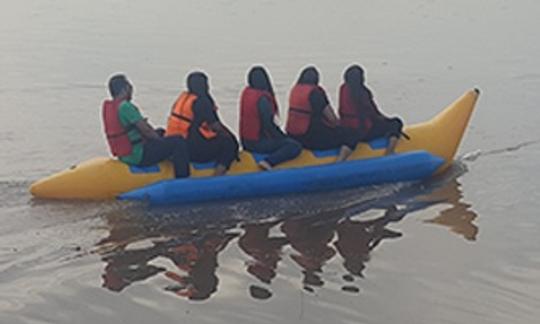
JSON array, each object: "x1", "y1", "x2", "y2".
[{"x1": 106, "y1": 74, "x2": 190, "y2": 178}]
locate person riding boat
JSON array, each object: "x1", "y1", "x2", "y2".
[
  {"x1": 166, "y1": 72, "x2": 239, "y2": 176},
  {"x1": 102, "y1": 74, "x2": 190, "y2": 178},
  {"x1": 240, "y1": 66, "x2": 302, "y2": 171},
  {"x1": 339, "y1": 65, "x2": 404, "y2": 155},
  {"x1": 285, "y1": 66, "x2": 359, "y2": 162}
]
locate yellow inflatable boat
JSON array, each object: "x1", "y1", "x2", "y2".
[{"x1": 30, "y1": 89, "x2": 480, "y2": 200}]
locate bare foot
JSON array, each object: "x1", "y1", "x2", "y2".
[
  {"x1": 336, "y1": 146, "x2": 352, "y2": 162},
  {"x1": 384, "y1": 136, "x2": 399, "y2": 155},
  {"x1": 213, "y1": 164, "x2": 228, "y2": 176},
  {"x1": 258, "y1": 160, "x2": 272, "y2": 171}
]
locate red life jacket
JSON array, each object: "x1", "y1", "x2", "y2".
[
  {"x1": 102, "y1": 99, "x2": 138, "y2": 157},
  {"x1": 239, "y1": 87, "x2": 278, "y2": 141},
  {"x1": 338, "y1": 83, "x2": 373, "y2": 131},
  {"x1": 285, "y1": 84, "x2": 322, "y2": 136}
]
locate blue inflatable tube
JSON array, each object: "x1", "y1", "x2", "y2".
[{"x1": 119, "y1": 151, "x2": 444, "y2": 207}]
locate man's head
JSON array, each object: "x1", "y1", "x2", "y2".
[{"x1": 108, "y1": 74, "x2": 132, "y2": 100}]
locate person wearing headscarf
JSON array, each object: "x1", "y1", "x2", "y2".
[
  {"x1": 285, "y1": 66, "x2": 358, "y2": 162},
  {"x1": 239, "y1": 66, "x2": 302, "y2": 170},
  {"x1": 338, "y1": 65, "x2": 404, "y2": 155},
  {"x1": 166, "y1": 72, "x2": 239, "y2": 176}
]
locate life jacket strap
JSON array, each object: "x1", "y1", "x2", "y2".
[
  {"x1": 106, "y1": 123, "x2": 136, "y2": 139},
  {"x1": 171, "y1": 112, "x2": 192, "y2": 123},
  {"x1": 106, "y1": 124, "x2": 142, "y2": 145}
]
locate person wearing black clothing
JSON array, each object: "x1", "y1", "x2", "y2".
[
  {"x1": 185, "y1": 72, "x2": 239, "y2": 176},
  {"x1": 339, "y1": 65, "x2": 404, "y2": 155},
  {"x1": 239, "y1": 66, "x2": 302, "y2": 171},
  {"x1": 286, "y1": 66, "x2": 358, "y2": 162}
]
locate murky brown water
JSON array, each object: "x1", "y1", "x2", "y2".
[{"x1": 1, "y1": 0, "x2": 540, "y2": 323}]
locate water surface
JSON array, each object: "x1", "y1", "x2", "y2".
[{"x1": 1, "y1": 0, "x2": 540, "y2": 323}]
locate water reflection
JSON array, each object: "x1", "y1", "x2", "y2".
[
  {"x1": 95, "y1": 175, "x2": 478, "y2": 301},
  {"x1": 423, "y1": 179, "x2": 479, "y2": 241},
  {"x1": 283, "y1": 216, "x2": 338, "y2": 291},
  {"x1": 334, "y1": 206, "x2": 405, "y2": 279},
  {"x1": 101, "y1": 245, "x2": 164, "y2": 292},
  {"x1": 162, "y1": 231, "x2": 238, "y2": 300},
  {"x1": 238, "y1": 221, "x2": 287, "y2": 299},
  {"x1": 98, "y1": 212, "x2": 167, "y2": 292},
  {"x1": 97, "y1": 216, "x2": 237, "y2": 300}
]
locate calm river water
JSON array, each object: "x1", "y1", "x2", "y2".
[{"x1": 1, "y1": 0, "x2": 540, "y2": 323}]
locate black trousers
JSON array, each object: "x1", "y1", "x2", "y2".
[
  {"x1": 140, "y1": 136, "x2": 190, "y2": 178},
  {"x1": 364, "y1": 117, "x2": 404, "y2": 141},
  {"x1": 290, "y1": 124, "x2": 360, "y2": 151},
  {"x1": 187, "y1": 132, "x2": 239, "y2": 169}
]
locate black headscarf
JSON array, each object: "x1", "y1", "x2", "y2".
[
  {"x1": 187, "y1": 72, "x2": 210, "y2": 96},
  {"x1": 344, "y1": 65, "x2": 370, "y2": 106},
  {"x1": 297, "y1": 66, "x2": 319, "y2": 85},
  {"x1": 248, "y1": 66, "x2": 274, "y2": 96}
]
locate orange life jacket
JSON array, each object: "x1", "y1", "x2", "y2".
[
  {"x1": 239, "y1": 87, "x2": 278, "y2": 141},
  {"x1": 166, "y1": 92, "x2": 217, "y2": 139},
  {"x1": 338, "y1": 83, "x2": 373, "y2": 131},
  {"x1": 286, "y1": 84, "x2": 328, "y2": 136},
  {"x1": 102, "y1": 99, "x2": 139, "y2": 157}
]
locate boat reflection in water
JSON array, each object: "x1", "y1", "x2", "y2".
[
  {"x1": 238, "y1": 221, "x2": 288, "y2": 299},
  {"x1": 334, "y1": 206, "x2": 405, "y2": 281},
  {"x1": 95, "y1": 166, "x2": 478, "y2": 301},
  {"x1": 161, "y1": 231, "x2": 238, "y2": 300},
  {"x1": 98, "y1": 216, "x2": 239, "y2": 300},
  {"x1": 423, "y1": 179, "x2": 478, "y2": 241}
]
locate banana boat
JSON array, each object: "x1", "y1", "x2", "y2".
[{"x1": 30, "y1": 89, "x2": 480, "y2": 201}]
